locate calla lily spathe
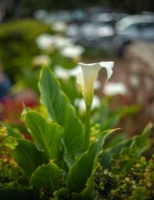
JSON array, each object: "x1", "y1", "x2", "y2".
[{"x1": 77, "y1": 61, "x2": 114, "y2": 106}]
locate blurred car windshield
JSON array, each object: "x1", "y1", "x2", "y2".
[{"x1": 116, "y1": 15, "x2": 154, "y2": 32}]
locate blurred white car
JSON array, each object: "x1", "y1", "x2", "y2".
[{"x1": 112, "y1": 14, "x2": 154, "y2": 56}]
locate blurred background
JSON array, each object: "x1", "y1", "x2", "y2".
[{"x1": 0, "y1": 0, "x2": 154, "y2": 142}]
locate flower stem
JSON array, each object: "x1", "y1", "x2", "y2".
[
  {"x1": 84, "y1": 104, "x2": 91, "y2": 152},
  {"x1": 84, "y1": 105, "x2": 94, "y2": 198}
]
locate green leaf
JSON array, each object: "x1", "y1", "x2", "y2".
[
  {"x1": 30, "y1": 162, "x2": 61, "y2": 192},
  {"x1": 13, "y1": 139, "x2": 48, "y2": 178},
  {"x1": 5, "y1": 124, "x2": 23, "y2": 139},
  {"x1": 131, "y1": 186, "x2": 147, "y2": 200},
  {"x1": 39, "y1": 66, "x2": 84, "y2": 167},
  {"x1": 52, "y1": 188, "x2": 69, "y2": 200},
  {"x1": 71, "y1": 176, "x2": 94, "y2": 200},
  {"x1": 24, "y1": 111, "x2": 63, "y2": 161},
  {"x1": 132, "y1": 122, "x2": 153, "y2": 148},
  {"x1": 66, "y1": 129, "x2": 115, "y2": 197},
  {"x1": 0, "y1": 188, "x2": 35, "y2": 200}
]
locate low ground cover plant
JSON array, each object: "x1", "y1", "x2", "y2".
[{"x1": 0, "y1": 63, "x2": 154, "y2": 199}]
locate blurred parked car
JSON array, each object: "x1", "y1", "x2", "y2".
[
  {"x1": 112, "y1": 14, "x2": 154, "y2": 56},
  {"x1": 72, "y1": 12, "x2": 128, "y2": 50},
  {"x1": 79, "y1": 22, "x2": 114, "y2": 49},
  {"x1": 90, "y1": 12, "x2": 129, "y2": 27}
]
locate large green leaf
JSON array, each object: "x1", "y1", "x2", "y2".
[
  {"x1": 0, "y1": 188, "x2": 35, "y2": 200},
  {"x1": 24, "y1": 111, "x2": 63, "y2": 161},
  {"x1": 39, "y1": 66, "x2": 84, "y2": 167},
  {"x1": 66, "y1": 130, "x2": 115, "y2": 197},
  {"x1": 13, "y1": 139, "x2": 48, "y2": 178},
  {"x1": 30, "y1": 162, "x2": 61, "y2": 192}
]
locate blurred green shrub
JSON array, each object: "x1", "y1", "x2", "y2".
[{"x1": 0, "y1": 18, "x2": 52, "y2": 82}]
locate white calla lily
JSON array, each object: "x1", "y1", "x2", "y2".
[{"x1": 77, "y1": 61, "x2": 114, "y2": 106}]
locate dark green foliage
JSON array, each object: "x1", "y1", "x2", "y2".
[
  {"x1": 0, "y1": 18, "x2": 52, "y2": 82},
  {"x1": 0, "y1": 188, "x2": 35, "y2": 200},
  {"x1": 98, "y1": 120, "x2": 153, "y2": 173},
  {"x1": 0, "y1": 127, "x2": 29, "y2": 191},
  {"x1": 94, "y1": 156, "x2": 154, "y2": 199}
]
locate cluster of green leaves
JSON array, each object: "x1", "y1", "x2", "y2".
[{"x1": 0, "y1": 66, "x2": 153, "y2": 199}]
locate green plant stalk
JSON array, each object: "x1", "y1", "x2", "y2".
[
  {"x1": 84, "y1": 105, "x2": 91, "y2": 152},
  {"x1": 84, "y1": 104, "x2": 94, "y2": 198}
]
